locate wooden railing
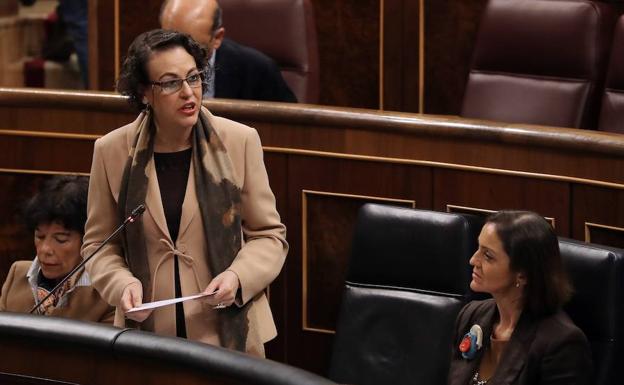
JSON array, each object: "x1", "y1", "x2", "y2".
[
  {"x1": 1, "y1": 87, "x2": 623, "y2": 375},
  {"x1": 0, "y1": 312, "x2": 335, "y2": 385}
]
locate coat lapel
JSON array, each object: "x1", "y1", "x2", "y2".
[
  {"x1": 451, "y1": 351, "x2": 481, "y2": 385},
  {"x1": 450, "y1": 301, "x2": 498, "y2": 385},
  {"x1": 145, "y1": 156, "x2": 171, "y2": 240},
  {"x1": 177, "y1": 159, "x2": 198, "y2": 242},
  {"x1": 489, "y1": 312, "x2": 536, "y2": 385}
]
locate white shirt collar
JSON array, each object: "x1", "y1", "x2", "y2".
[{"x1": 27, "y1": 257, "x2": 92, "y2": 299}]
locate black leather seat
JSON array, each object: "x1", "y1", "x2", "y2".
[
  {"x1": 559, "y1": 238, "x2": 624, "y2": 385},
  {"x1": 329, "y1": 204, "x2": 481, "y2": 385}
]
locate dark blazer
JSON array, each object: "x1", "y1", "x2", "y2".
[
  {"x1": 214, "y1": 38, "x2": 297, "y2": 103},
  {"x1": 448, "y1": 299, "x2": 592, "y2": 385}
]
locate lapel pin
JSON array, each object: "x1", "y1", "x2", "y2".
[{"x1": 459, "y1": 324, "x2": 483, "y2": 360}]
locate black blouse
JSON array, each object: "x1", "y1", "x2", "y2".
[{"x1": 154, "y1": 148, "x2": 192, "y2": 338}]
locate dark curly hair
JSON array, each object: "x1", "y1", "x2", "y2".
[
  {"x1": 23, "y1": 175, "x2": 89, "y2": 235},
  {"x1": 116, "y1": 29, "x2": 210, "y2": 111},
  {"x1": 486, "y1": 210, "x2": 572, "y2": 317}
]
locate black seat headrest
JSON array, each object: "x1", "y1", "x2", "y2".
[{"x1": 348, "y1": 204, "x2": 480, "y2": 294}]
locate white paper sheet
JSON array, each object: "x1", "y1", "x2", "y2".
[{"x1": 126, "y1": 291, "x2": 217, "y2": 313}]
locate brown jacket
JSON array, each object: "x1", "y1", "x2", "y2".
[
  {"x1": 82, "y1": 109, "x2": 287, "y2": 352},
  {"x1": 448, "y1": 299, "x2": 592, "y2": 385},
  {"x1": 0, "y1": 260, "x2": 115, "y2": 323}
]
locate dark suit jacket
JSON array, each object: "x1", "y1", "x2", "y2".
[
  {"x1": 214, "y1": 38, "x2": 297, "y2": 103},
  {"x1": 448, "y1": 299, "x2": 592, "y2": 385}
]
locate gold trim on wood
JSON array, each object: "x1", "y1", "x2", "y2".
[
  {"x1": 584, "y1": 222, "x2": 624, "y2": 243},
  {"x1": 0, "y1": 168, "x2": 90, "y2": 177},
  {"x1": 1, "y1": 128, "x2": 621, "y2": 190},
  {"x1": 1, "y1": 128, "x2": 622, "y2": 190},
  {"x1": 303, "y1": 190, "x2": 417, "y2": 205},
  {"x1": 0, "y1": 129, "x2": 100, "y2": 141},
  {"x1": 301, "y1": 189, "x2": 416, "y2": 335},
  {"x1": 263, "y1": 146, "x2": 624, "y2": 190},
  {"x1": 2, "y1": 88, "x2": 624, "y2": 157},
  {"x1": 0, "y1": 88, "x2": 131, "y2": 110},
  {"x1": 446, "y1": 205, "x2": 496, "y2": 216},
  {"x1": 446, "y1": 204, "x2": 556, "y2": 228}
]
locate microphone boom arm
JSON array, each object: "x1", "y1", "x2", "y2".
[{"x1": 29, "y1": 204, "x2": 145, "y2": 314}]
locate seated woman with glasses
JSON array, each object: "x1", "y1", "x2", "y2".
[
  {"x1": 448, "y1": 210, "x2": 591, "y2": 385},
  {"x1": 82, "y1": 29, "x2": 287, "y2": 356},
  {"x1": 0, "y1": 176, "x2": 114, "y2": 323}
]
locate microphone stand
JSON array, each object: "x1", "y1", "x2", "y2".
[{"x1": 29, "y1": 204, "x2": 146, "y2": 314}]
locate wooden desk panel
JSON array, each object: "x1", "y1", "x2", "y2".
[
  {"x1": 0, "y1": 337, "x2": 108, "y2": 385},
  {"x1": 433, "y1": 169, "x2": 571, "y2": 235},
  {"x1": 1, "y1": 88, "x2": 623, "y2": 376}
]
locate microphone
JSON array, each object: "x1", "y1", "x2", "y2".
[{"x1": 29, "y1": 204, "x2": 146, "y2": 314}]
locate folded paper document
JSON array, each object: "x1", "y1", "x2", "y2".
[{"x1": 126, "y1": 291, "x2": 217, "y2": 313}]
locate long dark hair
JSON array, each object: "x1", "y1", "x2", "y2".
[{"x1": 486, "y1": 210, "x2": 572, "y2": 316}]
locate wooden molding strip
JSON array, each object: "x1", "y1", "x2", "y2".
[
  {"x1": 0, "y1": 168, "x2": 90, "y2": 177},
  {"x1": 265, "y1": 146, "x2": 624, "y2": 190},
  {"x1": 0, "y1": 88, "x2": 131, "y2": 112},
  {"x1": 2, "y1": 129, "x2": 623, "y2": 190},
  {"x1": 0, "y1": 129, "x2": 100, "y2": 140},
  {"x1": 585, "y1": 222, "x2": 624, "y2": 243},
  {"x1": 2, "y1": 127, "x2": 623, "y2": 189},
  {"x1": 1, "y1": 88, "x2": 624, "y2": 156},
  {"x1": 446, "y1": 204, "x2": 556, "y2": 228}
]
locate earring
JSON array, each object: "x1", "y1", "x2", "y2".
[{"x1": 515, "y1": 281, "x2": 520, "y2": 288}]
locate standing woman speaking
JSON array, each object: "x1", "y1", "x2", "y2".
[{"x1": 82, "y1": 29, "x2": 287, "y2": 356}]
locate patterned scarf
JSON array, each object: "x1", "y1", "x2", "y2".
[
  {"x1": 34, "y1": 271, "x2": 81, "y2": 316},
  {"x1": 118, "y1": 109, "x2": 251, "y2": 351}
]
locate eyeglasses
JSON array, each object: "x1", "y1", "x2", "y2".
[{"x1": 150, "y1": 71, "x2": 205, "y2": 94}]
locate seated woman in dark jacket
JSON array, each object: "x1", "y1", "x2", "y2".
[
  {"x1": 0, "y1": 176, "x2": 114, "y2": 323},
  {"x1": 448, "y1": 210, "x2": 591, "y2": 385}
]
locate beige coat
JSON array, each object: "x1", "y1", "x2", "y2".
[
  {"x1": 0, "y1": 261, "x2": 115, "y2": 323},
  {"x1": 82, "y1": 108, "x2": 287, "y2": 352}
]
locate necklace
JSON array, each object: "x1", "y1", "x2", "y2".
[{"x1": 470, "y1": 372, "x2": 488, "y2": 385}]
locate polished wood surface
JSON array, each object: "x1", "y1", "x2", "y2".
[
  {"x1": 1, "y1": 88, "x2": 623, "y2": 375},
  {"x1": 382, "y1": 0, "x2": 421, "y2": 112},
  {"x1": 313, "y1": 0, "x2": 380, "y2": 109}
]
